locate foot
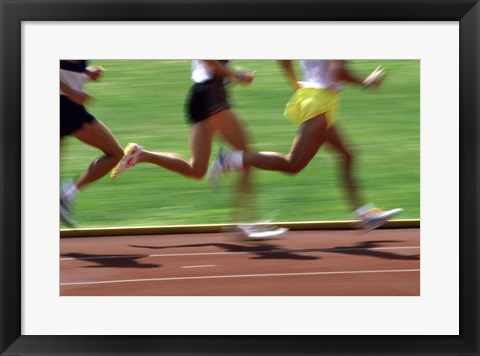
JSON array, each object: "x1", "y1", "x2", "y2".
[
  {"x1": 60, "y1": 182, "x2": 76, "y2": 228},
  {"x1": 356, "y1": 203, "x2": 402, "y2": 233},
  {"x1": 237, "y1": 222, "x2": 289, "y2": 240},
  {"x1": 111, "y1": 143, "x2": 143, "y2": 179}
]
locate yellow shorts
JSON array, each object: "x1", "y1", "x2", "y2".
[{"x1": 284, "y1": 87, "x2": 338, "y2": 127}]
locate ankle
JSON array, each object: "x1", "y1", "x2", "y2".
[{"x1": 228, "y1": 151, "x2": 244, "y2": 170}]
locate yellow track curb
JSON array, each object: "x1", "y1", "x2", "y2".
[{"x1": 60, "y1": 219, "x2": 420, "y2": 238}]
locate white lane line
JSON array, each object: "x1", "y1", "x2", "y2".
[
  {"x1": 60, "y1": 268, "x2": 420, "y2": 286},
  {"x1": 60, "y1": 246, "x2": 420, "y2": 261},
  {"x1": 181, "y1": 265, "x2": 216, "y2": 269}
]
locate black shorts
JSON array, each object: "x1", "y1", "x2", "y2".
[
  {"x1": 186, "y1": 79, "x2": 231, "y2": 124},
  {"x1": 60, "y1": 95, "x2": 96, "y2": 137}
]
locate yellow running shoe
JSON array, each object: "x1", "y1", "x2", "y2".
[{"x1": 110, "y1": 143, "x2": 143, "y2": 179}]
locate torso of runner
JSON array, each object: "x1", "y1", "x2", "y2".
[
  {"x1": 191, "y1": 60, "x2": 230, "y2": 84},
  {"x1": 300, "y1": 60, "x2": 343, "y2": 92},
  {"x1": 60, "y1": 60, "x2": 88, "y2": 95}
]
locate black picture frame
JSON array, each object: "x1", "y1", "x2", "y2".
[{"x1": 1, "y1": 0, "x2": 478, "y2": 355}]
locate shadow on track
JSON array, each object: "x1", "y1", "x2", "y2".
[
  {"x1": 61, "y1": 252, "x2": 160, "y2": 268},
  {"x1": 326, "y1": 240, "x2": 420, "y2": 260},
  {"x1": 129, "y1": 242, "x2": 319, "y2": 261}
]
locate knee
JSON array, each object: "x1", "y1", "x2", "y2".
[
  {"x1": 343, "y1": 150, "x2": 354, "y2": 166},
  {"x1": 111, "y1": 145, "x2": 124, "y2": 162},
  {"x1": 287, "y1": 163, "x2": 304, "y2": 175},
  {"x1": 285, "y1": 156, "x2": 306, "y2": 174},
  {"x1": 191, "y1": 173, "x2": 205, "y2": 180},
  {"x1": 191, "y1": 167, "x2": 207, "y2": 180}
]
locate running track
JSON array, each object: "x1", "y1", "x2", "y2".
[{"x1": 60, "y1": 228, "x2": 420, "y2": 296}]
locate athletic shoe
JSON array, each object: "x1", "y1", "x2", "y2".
[
  {"x1": 237, "y1": 222, "x2": 289, "y2": 240},
  {"x1": 356, "y1": 203, "x2": 402, "y2": 233},
  {"x1": 111, "y1": 143, "x2": 143, "y2": 179},
  {"x1": 60, "y1": 183, "x2": 76, "y2": 228},
  {"x1": 60, "y1": 196, "x2": 76, "y2": 227},
  {"x1": 208, "y1": 146, "x2": 231, "y2": 188}
]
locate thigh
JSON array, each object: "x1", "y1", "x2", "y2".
[
  {"x1": 288, "y1": 114, "x2": 328, "y2": 168},
  {"x1": 189, "y1": 121, "x2": 215, "y2": 171},
  {"x1": 325, "y1": 123, "x2": 351, "y2": 156},
  {"x1": 210, "y1": 109, "x2": 250, "y2": 151},
  {"x1": 72, "y1": 119, "x2": 122, "y2": 156}
]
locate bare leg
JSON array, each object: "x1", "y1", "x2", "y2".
[
  {"x1": 213, "y1": 109, "x2": 255, "y2": 222},
  {"x1": 72, "y1": 119, "x2": 124, "y2": 190},
  {"x1": 243, "y1": 114, "x2": 328, "y2": 174},
  {"x1": 325, "y1": 123, "x2": 363, "y2": 210},
  {"x1": 136, "y1": 121, "x2": 214, "y2": 179},
  {"x1": 215, "y1": 109, "x2": 251, "y2": 188}
]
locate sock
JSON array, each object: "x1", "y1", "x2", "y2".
[{"x1": 228, "y1": 151, "x2": 244, "y2": 170}]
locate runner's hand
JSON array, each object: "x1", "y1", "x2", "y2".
[
  {"x1": 86, "y1": 66, "x2": 105, "y2": 81},
  {"x1": 235, "y1": 71, "x2": 255, "y2": 85},
  {"x1": 363, "y1": 66, "x2": 386, "y2": 88},
  {"x1": 69, "y1": 90, "x2": 92, "y2": 105}
]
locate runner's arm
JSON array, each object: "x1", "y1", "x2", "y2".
[
  {"x1": 60, "y1": 81, "x2": 91, "y2": 105},
  {"x1": 202, "y1": 60, "x2": 253, "y2": 84},
  {"x1": 332, "y1": 60, "x2": 384, "y2": 88},
  {"x1": 278, "y1": 60, "x2": 301, "y2": 91}
]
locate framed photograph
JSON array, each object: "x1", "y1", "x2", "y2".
[{"x1": 1, "y1": 0, "x2": 478, "y2": 355}]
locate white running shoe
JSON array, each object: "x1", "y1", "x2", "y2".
[
  {"x1": 60, "y1": 181, "x2": 77, "y2": 228},
  {"x1": 208, "y1": 146, "x2": 231, "y2": 188},
  {"x1": 356, "y1": 203, "x2": 402, "y2": 234},
  {"x1": 111, "y1": 143, "x2": 143, "y2": 179},
  {"x1": 237, "y1": 223, "x2": 289, "y2": 240}
]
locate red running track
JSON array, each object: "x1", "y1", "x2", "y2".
[{"x1": 60, "y1": 228, "x2": 420, "y2": 296}]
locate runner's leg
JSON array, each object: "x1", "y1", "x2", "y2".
[
  {"x1": 243, "y1": 114, "x2": 328, "y2": 174},
  {"x1": 135, "y1": 121, "x2": 214, "y2": 179},
  {"x1": 325, "y1": 123, "x2": 363, "y2": 210},
  {"x1": 72, "y1": 119, "x2": 123, "y2": 189}
]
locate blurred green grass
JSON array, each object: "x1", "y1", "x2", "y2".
[{"x1": 60, "y1": 60, "x2": 419, "y2": 228}]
